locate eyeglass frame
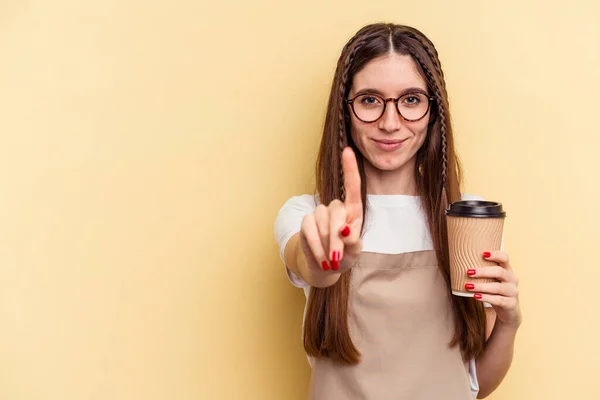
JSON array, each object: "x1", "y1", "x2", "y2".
[{"x1": 345, "y1": 91, "x2": 435, "y2": 123}]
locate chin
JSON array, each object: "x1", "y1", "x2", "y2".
[{"x1": 366, "y1": 153, "x2": 409, "y2": 172}]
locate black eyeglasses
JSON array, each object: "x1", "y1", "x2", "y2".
[{"x1": 346, "y1": 91, "x2": 435, "y2": 123}]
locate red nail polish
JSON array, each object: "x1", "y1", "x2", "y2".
[
  {"x1": 467, "y1": 269, "x2": 476, "y2": 276},
  {"x1": 474, "y1": 293, "x2": 482, "y2": 300},
  {"x1": 331, "y1": 251, "x2": 340, "y2": 270},
  {"x1": 321, "y1": 261, "x2": 330, "y2": 271},
  {"x1": 483, "y1": 252, "x2": 491, "y2": 258},
  {"x1": 341, "y1": 225, "x2": 351, "y2": 237},
  {"x1": 465, "y1": 283, "x2": 475, "y2": 290},
  {"x1": 331, "y1": 251, "x2": 338, "y2": 262}
]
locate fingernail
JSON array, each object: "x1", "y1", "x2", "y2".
[
  {"x1": 467, "y1": 269, "x2": 476, "y2": 276},
  {"x1": 331, "y1": 251, "x2": 340, "y2": 270},
  {"x1": 474, "y1": 293, "x2": 483, "y2": 300},
  {"x1": 483, "y1": 252, "x2": 491, "y2": 258},
  {"x1": 331, "y1": 258, "x2": 339, "y2": 270},
  {"x1": 321, "y1": 261, "x2": 330, "y2": 271},
  {"x1": 341, "y1": 225, "x2": 351, "y2": 237},
  {"x1": 465, "y1": 283, "x2": 475, "y2": 290}
]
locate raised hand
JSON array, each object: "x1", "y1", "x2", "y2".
[{"x1": 299, "y1": 147, "x2": 364, "y2": 273}]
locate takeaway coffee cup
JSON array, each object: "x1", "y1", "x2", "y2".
[{"x1": 445, "y1": 200, "x2": 506, "y2": 297}]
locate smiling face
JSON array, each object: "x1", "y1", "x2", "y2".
[{"x1": 348, "y1": 53, "x2": 431, "y2": 176}]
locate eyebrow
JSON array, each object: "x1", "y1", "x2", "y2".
[{"x1": 352, "y1": 87, "x2": 429, "y2": 97}]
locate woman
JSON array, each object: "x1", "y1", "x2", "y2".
[{"x1": 274, "y1": 23, "x2": 522, "y2": 399}]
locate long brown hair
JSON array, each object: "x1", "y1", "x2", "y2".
[{"x1": 303, "y1": 23, "x2": 487, "y2": 365}]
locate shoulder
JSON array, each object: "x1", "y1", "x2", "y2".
[
  {"x1": 276, "y1": 194, "x2": 318, "y2": 215},
  {"x1": 274, "y1": 194, "x2": 318, "y2": 244}
]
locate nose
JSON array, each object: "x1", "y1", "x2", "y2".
[{"x1": 377, "y1": 99, "x2": 402, "y2": 133}]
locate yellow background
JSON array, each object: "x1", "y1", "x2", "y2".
[{"x1": 1, "y1": 1, "x2": 598, "y2": 399}]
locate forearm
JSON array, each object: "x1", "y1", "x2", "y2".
[
  {"x1": 475, "y1": 321, "x2": 520, "y2": 398},
  {"x1": 284, "y1": 233, "x2": 341, "y2": 288}
]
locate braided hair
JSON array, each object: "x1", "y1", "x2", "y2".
[{"x1": 306, "y1": 23, "x2": 486, "y2": 365}]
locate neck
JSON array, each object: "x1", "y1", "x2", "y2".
[{"x1": 364, "y1": 158, "x2": 419, "y2": 195}]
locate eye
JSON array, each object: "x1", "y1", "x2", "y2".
[
  {"x1": 358, "y1": 95, "x2": 382, "y2": 106},
  {"x1": 403, "y1": 96, "x2": 421, "y2": 105}
]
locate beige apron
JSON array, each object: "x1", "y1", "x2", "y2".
[{"x1": 308, "y1": 250, "x2": 473, "y2": 400}]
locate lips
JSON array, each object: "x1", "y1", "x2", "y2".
[
  {"x1": 372, "y1": 138, "x2": 408, "y2": 151},
  {"x1": 374, "y1": 139, "x2": 405, "y2": 145}
]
